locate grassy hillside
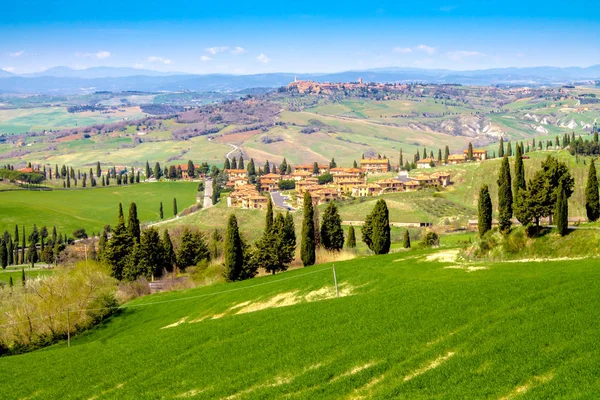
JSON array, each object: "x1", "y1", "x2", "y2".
[
  {"x1": 0, "y1": 182, "x2": 198, "y2": 235},
  {"x1": 2, "y1": 246, "x2": 600, "y2": 399}
]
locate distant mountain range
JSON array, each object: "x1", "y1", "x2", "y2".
[{"x1": 0, "y1": 65, "x2": 598, "y2": 94}]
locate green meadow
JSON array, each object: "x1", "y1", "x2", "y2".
[
  {"x1": 1, "y1": 245, "x2": 600, "y2": 399},
  {"x1": 0, "y1": 182, "x2": 198, "y2": 235}
]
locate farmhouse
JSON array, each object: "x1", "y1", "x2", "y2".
[
  {"x1": 360, "y1": 158, "x2": 390, "y2": 174},
  {"x1": 416, "y1": 158, "x2": 438, "y2": 169},
  {"x1": 228, "y1": 184, "x2": 268, "y2": 209},
  {"x1": 225, "y1": 169, "x2": 248, "y2": 179},
  {"x1": 464, "y1": 149, "x2": 488, "y2": 161},
  {"x1": 351, "y1": 184, "x2": 382, "y2": 197},
  {"x1": 294, "y1": 164, "x2": 329, "y2": 175},
  {"x1": 376, "y1": 178, "x2": 404, "y2": 193},
  {"x1": 178, "y1": 164, "x2": 200, "y2": 180},
  {"x1": 447, "y1": 154, "x2": 467, "y2": 164},
  {"x1": 259, "y1": 178, "x2": 278, "y2": 192},
  {"x1": 431, "y1": 171, "x2": 451, "y2": 187}
]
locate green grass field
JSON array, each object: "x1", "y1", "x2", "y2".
[
  {"x1": 1, "y1": 244, "x2": 600, "y2": 399},
  {"x1": 0, "y1": 182, "x2": 199, "y2": 235}
]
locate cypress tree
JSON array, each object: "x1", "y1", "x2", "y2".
[
  {"x1": 0, "y1": 239, "x2": 7, "y2": 269},
  {"x1": 265, "y1": 197, "x2": 274, "y2": 232},
  {"x1": 478, "y1": 184, "x2": 493, "y2": 237},
  {"x1": 444, "y1": 146, "x2": 449, "y2": 164},
  {"x1": 555, "y1": 181, "x2": 568, "y2": 236},
  {"x1": 499, "y1": 137, "x2": 505, "y2": 158},
  {"x1": 467, "y1": 142, "x2": 473, "y2": 161},
  {"x1": 283, "y1": 211, "x2": 296, "y2": 251},
  {"x1": 159, "y1": 202, "x2": 164, "y2": 220},
  {"x1": 513, "y1": 143, "x2": 526, "y2": 199},
  {"x1": 7, "y1": 237, "x2": 13, "y2": 266},
  {"x1": 128, "y1": 202, "x2": 141, "y2": 243},
  {"x1": 224, "y1": 215, "x2": 244, "y2": 281},
  {"x1": 14, "y1": 225, "x2": 19, "y2": 264},
  {"x1": 362, "y1": 199, "x2": 391, "y2": 254},
  {"x1": 98, "y1": 228, "x2": 108, "y2": 258},
  {"x1": 347, "y1": 225, "x2": 356, "y2": 248},
  {"x1": 96, "y1": 161, "x2": 101, "y2": 178},
  {"x1": 437, "y1": 149, "x2": 442, "y2": 163},
  {"x1": 301, "y1": 192, "x2": 316, "y2": 267},
  {"x1": 224, "y1": 158, "x2": 231, "y2": 170},
  {"x1": 134, "y1": 227, "x2": 164, "y2": 280},
  {"x1": 586, "y1": 159, "x2": 600, "y2": 222},
  {"x1": 403, "y1": 230, "x2": 411, "y2": 248},
  {"x1": 163, "y1": 230, "x2": 176, "y2": 273},
  {"x1": 238, "y1": 155, "x2": 244, "y2": 169},
  {"x1": 145, "y1": 161, "x2": 150, "y2": 180},
  {"x1": 173, "y1": 198, "x2": 178, "y2": 216},
  {"x1": 507, "y1": 141, "x2": 512, "y2": 157},
  {"x1": 247, "y1": 158, "x2": 256, "y2": 176},
  {"x1": 21, "y1": 268, "x2": 25, "y2": 286},
  {"x1": 280, "y1": 158, "x2": 288, "y2": 175},
  {"x1": 320, "y1": 201, "x2": 344, "y2": 251},
  {"x1": 21, "y1": 226, "x2": 25, "y2": 265},
  {"x1": 264, "y1": 161, "x2": 270, "y2": 174},
  {"x1": 104, "y1": 205, "x2": 134, "y2": 280},
  {"x1": 9, "y1": 276, "x2": 13, "y2": 288},
  {"x1": 497, "y1": 156, "x2": 513, "y2": 233},
  {"x1": 154, "y1": 162, "x2": 162, "y2": 180},
  {"x1": 312, "y1": 162, "x2": 319, "y2": 175},
  {"x1": 231, "y1": 157, "x2": 237, "y2": 170}
]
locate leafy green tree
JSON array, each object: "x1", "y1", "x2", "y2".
[
  {"x1": 540, "y1": 155, "x2": 574, "y2": 223},
  {"x1": 104, "y1": 206, "x2": 135, "y2": 280},
  {"x1": 555, "y1": 181, "x2": 569, "y2": 236},
  {"x1": 497, "y1": 156, "x2": 513, "y2": 233},
  {"x1": 136, "y1": 227, "x2": 164, "y2": 279},
  {"x1": 478, "y1": 184, "x2": 493, "y2": 237},
  {"x1": 362, "y1": 199, "x2": 391, "y2": 254},
  {"x1": 423, "y1": 232, "x2": 440, "y2": 247},
  {"x1": 585, "y1": 159, "x2": 600, "y2": 222},
  {"x1": 329, "y1": 158, "x2": 337, "y2": 169},
  {"x1": 301, "y1": 192, "x2": 316, "y2": 266},
  {"x1": 154, "y1": 162, "x2": 162, "y2": 180},
  {"x1": 177, "y1": 228, "x2": 210, "y2": 271},
  {"x1": 173, "y1": 198, "x2": 178, "y2": 216},
  {"x1": 254, "y1": 213, "x2": 294, "y2": 275},
  {"x1": 347, "y1": 225, "x2": 356, "y2": 248},
  {"x1": 224, "y1": 215, "x2": 244, "y2": 281},
  {"x1": 320, "y1": 201, "x2": 344, "y2": 251},
  {"x1": 283, "y1": 211, "x2": 296, "y2": 249},
  {"x1": 403, "y1": 230, "x2": 411, "y2": 248},
  {"x1": 499, "y1": 137, "x2": 504, "y2": 157},
  {"x1": 128, "y1": 202, "x2": 141, "y2": 243}
]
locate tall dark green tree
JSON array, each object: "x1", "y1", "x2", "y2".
[
  {"x1": 173, "y1": 198, "x2": 178, "y2": 216},
  {"x1": 312, "y1": 162, "x2": 319, "y2": 175},
  {"x1": 265, "y1": 197, "x2": 274, "y2": 232},
  {"x1": 403, "y1": 230, "x2": 411, "y2": 248},
  {"x1": 224, "y1": 158, "x2": 231, "y2": 170},
  {"x1": 362, "y1": 199, "x2": 391, "y2": 254},
  {"x1": 497, "y1": 156, "x2": 513, "y2": 233},
  {"x1": 283, "y1": 211, "x2": 296, "y2": 250},
  {"x1": 14, "y1": 225, "x2": 19, "y2": 264},
  {"x1": 128, "y1": 202, "x2": 141, "y2": 243},
  {"x1": 347, "y1": 225, "x2": 356, "y2": 248},
  {"x1": 499, "y1": 137, "x2": 505, "y2": 158},
  {"x1": 507, "y1": 141, "x2": 513, "y2": 157},
  {"x1": 231, "y1": 157, "x2": 238, "y2": 170},
  {"x1": 145, "y1": 161, "x2": 151, "y2": 180},
  {"x1": 467, "y1": 142, "x2": 474, "y2": 161},
  {"x1": 224, "y1": 215, "x2": 244, "y2": 281},
  {"x1": 585, "y1": 159, "x2": 600, "y2": 222},
  {"x1": 555, "y1": 181, "x2": 568, "y2": 236},
  {"x1": 320, "y1": 201, "x2": 344, "y2": 251},
  {"x1": 135, "y1": 227, "x2": 164, "y2": 280},
  {"x1": 177, "y1": 229, "x2": 210, "y2": 271},
  {"x1": 301, "y1": 192, "x2": 316, "y2": 266},
  {"x1": 444, "y1": 146, "x2": 450, "y2": 164},
  {"x1": 96, "y1": 161, "x2": 102, "y2": 178},
  {"x1": 163, "y1": 230, "x2": 176, "y2": 273},
  {"x1": 264, "y1": 160, "x2": 270, "y2": 174},
  {"x1": 104, "y1": 205, "x2": 135, "y2": 280},
  {"x1": 187, "y1": 160, "x2": 195, "y2": 179},
  {"x1": 159, "y1": 202, "x2": 164, "y2": 220},
  {"x1": 477, "y1": 184, "x2": 493, "y2": 237},
  {"x1": 0, "y1": 239, "x2": 7, "y2": 269},
  {"x1": 513, "y1": 143, "x2": 526, "y2": 202},
  {"x1": 21, "y1": 226, "x2": 26, "y2": 265},
  {"x1": 329, "y1": 158, "x2": 337, "y2": 169},
  {"x1": 238, "y1": 155, "x2": 244, "y2": 169},
  {"x1": 154, "y1": 162, "x2": 162, "y2": 180},
  {"x1": 247, "y1": 158, "x2": 256, "y2": 176}
]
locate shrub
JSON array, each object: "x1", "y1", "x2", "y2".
[{"x1": 422, "y1": 232, "x2": 440, "y2": 247}]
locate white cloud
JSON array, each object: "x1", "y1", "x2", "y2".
[
  {"x1": 392, "y1": 47, "x2": 412, "y2": 54},
  {"x1": 230, "y1": 46, "x2": 246, "y2": 55},
  {"x1": 76, "y1": 51, "x2": 111, "y2": 59},
  {"x1": 256, "y1": 53, "x2": 270, "y2": 64},
  {"x1": 9, "y1": 50, "x2": 25, "y2": 57},
  {"x1": 447, "y1": 50, "x2": 486, "y2": 61},
  {"x1": 2, "y1": 67, "x2": 15, "y2": 72},
  {"x1": 96, "y1": 51, "x2": 111, "y2": 59},
  {"x1": 205, "y1": 46, "x2": 229, "y2": 55},
  {"x1": 417, "y1": 44, "x2": 436, "y2": 55},
  {"x1": 148, "y1": 56, "x2": 172, "y2": 65},
  {"x1": 200, "y1": 55, "x2": 213, "y2": 62}
]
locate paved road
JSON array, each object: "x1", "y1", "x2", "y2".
[
  {"x1": 204, "y1": 178, "x2": 213, "y2": 209},
  {"x1": 225, "y1": 143, "x2": 238, "y2": 161},
  {"x1": 270, "y1": 191, "x2": 295, "y2": 211}
]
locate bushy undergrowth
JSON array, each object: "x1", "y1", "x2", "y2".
[{"x1": 0, "y1": 261, "x2": 117, "y2": 355}]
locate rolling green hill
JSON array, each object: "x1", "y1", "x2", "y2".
[{"x1": 1, "y1": 245, "x2": 599, "y2": 399}]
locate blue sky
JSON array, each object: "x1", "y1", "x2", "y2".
[{"x1": 2, "y1": 0, "x2": 599, "y2": 74}]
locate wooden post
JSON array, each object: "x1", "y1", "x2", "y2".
[
  {"x1": 67, "y1": 308, "x2": 71, "y2": 348},
  {"x1": 333, "y1": 265, "x2": 339, "y2": 298}
]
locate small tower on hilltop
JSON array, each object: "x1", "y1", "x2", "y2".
[{"x1": 358, "y1": 77, "x2": 363, "y2": 84}]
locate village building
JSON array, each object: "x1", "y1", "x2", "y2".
[
  {"x1": 376, "y1": 178, "x2": 404, "y2": 193},
  {"x1": 225, "y1": 169, "x2": 248, "y2": 179},
  {"x1": 259, "y1": 178, "x2": 278, "y2": 192},
  {"x1": 446, "y1": 154, "x2": 467, "y2": 165},
  {"x1": 290, "y1": 171, "x2": 312, "y2": 181},
  {"x1": 413, "y1": 175, "x2": 439, "y2": 187},
  {"x1": 464, "y1": 149, "x2": 488, "y2": 161},
  {"x1": 336, "y1": 179, "x2": 365, "y2": 193},
  {"x1": 293, "y1": 164, "x2": 329, "y2": 175},
  {"x1": 351, "y1": 184, "x2": 382, "y2": 197},
  {"x1": 403, "y1": 180, "x2": 421, "y2": 191},
  {"x1": 431, "y1": 172, "x2": 451, "y2": 187},
  {"x1": 296, "y1": 177, "x2": 320, "y2": 194},
  {"x1": 360, "y1": 158, "x2": 390, "y2": 174},
  {"x1": 416, "y1": 158, "x2": 438, "y2": 169},
  {"x1": 228, "y1": 184, "x2": 268, "y2": 210}
]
